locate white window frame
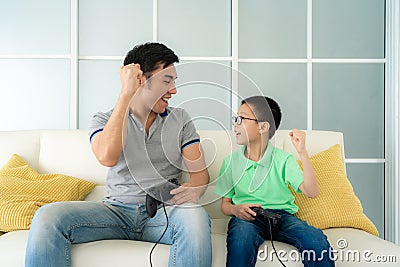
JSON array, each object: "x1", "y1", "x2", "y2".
[{"x1": 385, "y1": 0, "x2": 400, "y2": 244}]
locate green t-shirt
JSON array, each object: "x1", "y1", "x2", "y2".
[{"x1": 214, "y1": 142, "x2": 304, "y2": 214}]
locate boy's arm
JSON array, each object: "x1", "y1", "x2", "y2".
[
  {"x1": 290, "y1": 129, "x2": 320, "y2": 198},
  {"x1": 298, "y1": 150, "x2": 320, "y2": 198},
  {"x1": 221, "y1": 197, "x2": 261, "y2": 221}
]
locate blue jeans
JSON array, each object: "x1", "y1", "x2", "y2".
[
  {"x1": 25, "y1": 201, "x2": 212, "y2": 267},
  {"x1": 226, "y1": 209, "x2": 335, "y2": 267}
]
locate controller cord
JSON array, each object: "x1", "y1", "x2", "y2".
[
  {"x1": 267, "y1": 218, "x2": 286, "y2": 267},
  {"x1": 149, "y1": 203, "x2": 169, "y2": 267}
]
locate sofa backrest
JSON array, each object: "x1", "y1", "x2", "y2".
[
  {"x1": 0, "y1": 130, "x2": 108, "y2": 184},
  {"x1": 0, "y1": 129, "x2": 345, "y2": 219}
]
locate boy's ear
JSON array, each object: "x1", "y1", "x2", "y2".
[{"x1": 259, "y1": 122, "x2": 270, "y2": 134}]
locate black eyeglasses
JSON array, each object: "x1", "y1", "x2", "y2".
[{"x1": 232, "y1": 115, "x2": 258, "y2": 125}]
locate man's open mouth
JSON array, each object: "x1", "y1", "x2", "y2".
[{"x1": 161, "y1": 97, "x2": 169, "y2": 105}]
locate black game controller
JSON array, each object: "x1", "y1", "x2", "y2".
[
  {"x1": 250, "y1": 207, "x2": 282, "y2": 231},
  {"x1": 146, "y1": 179, "x2": 180, "y2": 218}
]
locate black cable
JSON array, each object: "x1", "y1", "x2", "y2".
[
  {"x1": 149, "y1": 203, "x2": 169, "y2": 267},
  {"x1": 148, "y1": 207, "x2": 285, "y2": 267},
  {"x1": 267, "y1": 218, "x2": 286, "y2": 267}
]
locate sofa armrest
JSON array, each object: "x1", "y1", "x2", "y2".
[{"x1": 324, "y1": 228, "x2": 400, "y2": 265}]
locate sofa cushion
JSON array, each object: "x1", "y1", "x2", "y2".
[
  {"x1": 0, "y1": 154, "x2": 96, "y2": 232},
  {"x1": 292, "y1": 144, "x2": 378, "y2": 236}
]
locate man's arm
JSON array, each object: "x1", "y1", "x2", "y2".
[
  {"x1": 182, "y1": 143, "x2": 209, "y2": 186},
  {"x1": 91, "y1": 64, "x2": 142, "y2": 167},
  {"x1": 170, "y1": 143, "x2": 210, "y2": 204}
]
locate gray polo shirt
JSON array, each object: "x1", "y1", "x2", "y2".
[{"x1": 89, "y1": 107, "x2": 200, "y2": 204}]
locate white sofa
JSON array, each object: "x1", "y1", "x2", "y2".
[{"x1": 0, "y1": 129, "x2": 399, "y2": 267}]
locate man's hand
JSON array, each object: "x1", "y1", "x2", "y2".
[
  {"x1": 231, "y1": 204, "x2": 262, "y2": 221},
  {"x1": 170, "y1": 183, "x2": 206, "y2": 205},
  {"x1": 289, "y1": 129, "x2": 307, "y2": 156},
  {"x1": 119, "y1": 63, "x2": 143, "y2": 97}
]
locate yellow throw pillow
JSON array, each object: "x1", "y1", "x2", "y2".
[
  {"x1": 291, "y1": 144, "x2": 379, "y2": 236},
  {"x1": 0, "y1": 154, "x2": 96, "y2": 232}
]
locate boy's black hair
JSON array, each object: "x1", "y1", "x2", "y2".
[
  {"x1": 241, "y1": 96, "x2": 282, "y2": 138},
  {"x1": 123, "y1": 42, "x2": 179, "y2": 78}
]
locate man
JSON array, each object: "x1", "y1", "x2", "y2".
[{"x1": 25, "y1": 42, "x2": 212, "y2": 267}]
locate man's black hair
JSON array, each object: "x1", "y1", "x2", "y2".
[
  {"x1": 241, "y1": 96, "x2": 282, "y2": 138},
  {"x1": 123, "y1": 42, "x2": 179, "y2": 78}
]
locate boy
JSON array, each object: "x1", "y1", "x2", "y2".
[{"x1": 215, "y1": 96, "x2": 334, "y2": 266}]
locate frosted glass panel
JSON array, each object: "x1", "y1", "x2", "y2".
[
  {"x1": 346, "y1": 163, "x2": 384, "y2": 238},
  {"x1": 78, "y1": 60, "x2": 122, "y2": 129},
  {"x1": 0, "y1": 0, "x2": 70, "y2": 54},
  {"x1": 239, "y1": 0, "x2": 307, "y2": 58},
  {"x1": 169, "y1": 61, "x2": 232, "y2": 130},
  {"x1": 158, "y1": 0, "x2": 231, "y2": 57},
  {"x1": 79, "y1": 0, "x2": 152, "y2": 56},
  {"x1": 238, "y1": 63, "x2": 307, "y2": 130},
  {"x1": 0, "y1": 59, "x2": 70, "y2": 130},
  {"x1": 313, "y1": 64, "x2": 384, "y2": 158},
  {"x1": 313, "y1": 0, "x2": 384, "y2": 58}
]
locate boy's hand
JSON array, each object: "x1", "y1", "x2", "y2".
[
  {"x1": 289, "y1": 129, "x2": 307, "y2": 155},
  {"x1": 232, "y1": 204, "x2": 262, "y2": 221}
]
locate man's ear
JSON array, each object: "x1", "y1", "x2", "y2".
[
  {"x1": 140, "y1": 76, "x2": 147, "y2": 86},
  {"x1": 140, "y1": 75, "x2": 152, "y2": 91},
  {"x1": 259, "y1": 122, "x2": 270, "y2": 134}
]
